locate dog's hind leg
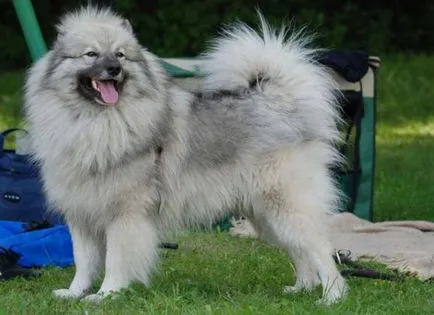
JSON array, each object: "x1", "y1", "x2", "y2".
[
  {"x1": 53, "y1": 224, "x2": 104, "y2": 299},
  {"x1": 248, "y1": 213, "x2": 322, "y2": 292},
  {"x1": 250, "y1": 153, "x2": 348, "y2": 304},
  {"x1": 81, "y1": 212, "x2": 159, "y2": 303},
  {"x1": 249, "y1": 203, "x2": 347, "y2": 305},
  {"x1": 283, "y1": 248, "x2": 321, "y2": 294}
]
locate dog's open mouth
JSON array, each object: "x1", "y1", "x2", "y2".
[{"x1": 79, "y1": 77, "x2": 122, "y2": 105}]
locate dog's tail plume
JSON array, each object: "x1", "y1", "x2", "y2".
[{"x1": 201, "y1": 12, "x2": 341, "y2": 143}]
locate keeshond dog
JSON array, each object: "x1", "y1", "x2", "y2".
[{"x1": 23, "y1": 6, "x2": 348, "y2": 304}]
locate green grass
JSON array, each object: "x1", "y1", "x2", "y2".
[
  {"x1": 0, "y1": 232, "x2": 433, "y2": 315},
  {"x1": 1, "y1": 54, "x2": 434, "y2": 314},
  {"x1": 375, "y1": 54, "x2": 434, "y2": 221}
]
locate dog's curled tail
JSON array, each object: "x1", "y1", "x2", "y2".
[{"x1": 201, "y1": 13, "x2": 341, "y2": 142}]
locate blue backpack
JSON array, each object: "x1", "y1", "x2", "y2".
[
  {"x1": 0, "y1": 128, "x2": 72, "y2": 278},
  {"x1": 0, "y1": 128, "x2": 61, "y2": 224}
]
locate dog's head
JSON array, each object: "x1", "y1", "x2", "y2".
[{"x1": 44, "y1": 6, "x2": 163, "y2": 107}]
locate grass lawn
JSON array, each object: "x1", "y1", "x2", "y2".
[{"x1": 1, "y1": 54, "x2": 434, "y2": 314}]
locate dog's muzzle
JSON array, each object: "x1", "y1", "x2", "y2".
[{"x1": 78, "y1": 58, "x2": 126, "y2": 106}]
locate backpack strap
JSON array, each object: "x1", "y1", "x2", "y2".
[
  {"x1": 333, "y1": 249, "x2": 403, "y2": 281},
  {"x1": 337, "y1": 90, "x2": 364, "y2": 213},
  {"x1": 0, "y1": 129, "x2": 28, "y2": 153}
]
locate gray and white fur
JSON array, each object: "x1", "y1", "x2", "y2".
[{"x1": 23, "y1": 6, "x2": 348, "y2": 304}]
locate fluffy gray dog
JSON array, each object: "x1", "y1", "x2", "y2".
[{"x1": 23, "y1": 6, "x2": 348, "y2": 304}]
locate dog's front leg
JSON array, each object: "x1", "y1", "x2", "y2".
[
  {"x1": 53, "y1": 224, "x2": 104, "y2": 299},
  {"x1": 81, "y1": 212, "x2": 159, "y2": 303}
]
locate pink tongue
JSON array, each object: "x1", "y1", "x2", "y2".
[{"x1": 96, "y1": 81, "x2": 119, "y2": 104}]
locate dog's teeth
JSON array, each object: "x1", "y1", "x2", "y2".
[{"x1": 91, "y1": 80, "x2": 99, "y2": 91}]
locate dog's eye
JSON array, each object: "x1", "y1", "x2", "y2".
[
  {"x1": 115, "y1": 52, "x2": 125, "y2": 58},
  {"x1": 85, "y1": 51, "x2": 98, "y2": 57}
]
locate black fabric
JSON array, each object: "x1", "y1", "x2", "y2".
[
  {"x1": 340, "y1": 90, "x2": 365, "y2": 124},
  {"x1": 159, "y1": 242, "x2": 179, "y2": 250},
  {"x1": 317, "y1": 50, "x2": 370, "y2": 83},
  {"x1": 350, "y1": 96, "x2": 364, "y2": 212},
  {"x1": 0, "y1": 247, "x2": 41, "y2": 280},
  {"x1": 335, "y1": 90, "x2": 364, "y2": 213},
  {"x1": 23, "y1": 220, "x2": 53, "y2": 232},
  {"x1": 333, "y1": 250, "x2": 403, "y2": 281}
]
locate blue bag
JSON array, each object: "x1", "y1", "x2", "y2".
[
  {"x1": 0, "y1": 128, "x2": 60, "y2": 224},
  {"x1": 0, "y1": 221, "x2": 73, "y2": 268}
]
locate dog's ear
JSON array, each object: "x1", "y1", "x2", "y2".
[{"x1": 121, "y1": 19, "x2": 133, "y2": 33}]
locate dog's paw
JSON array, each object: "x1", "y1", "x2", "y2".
[
  {"x1": 316, "y1": 280, "x2": 349, "y2": 306},
  {"x1": 283, "y1": 285, "x2": 304, "y2": 294},
  {"x1": 283, "y1": 282, "x2": 317, "y2": 294},
  {"x1": 81, "y1": 291, "x2": 119, "y2": 303},
  {"x1": 315, "y1": 296, "x2": 341, "y2": 306},
  {"x1": 53, "y1": 288, "x2": 85, "y2": 299},
  {"x1": 81, "y1": 293, "x2": 105, "y2": 303}
]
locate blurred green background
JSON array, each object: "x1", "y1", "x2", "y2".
[{"x1": 0, "y1": 0, "x2": 433, "y2": 71}]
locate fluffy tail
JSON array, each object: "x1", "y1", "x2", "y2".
[{"x1": 201, "y1": 13, "x2": 342, "y2": 144}]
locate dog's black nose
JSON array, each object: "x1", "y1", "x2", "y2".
[{"x1": 107, "y1": 66, "x2": 121, "y2": 77}]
